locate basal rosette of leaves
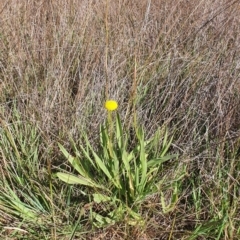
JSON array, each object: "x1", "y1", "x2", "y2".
[{"x1": 57, "y1": 104, "x2": 179, "y2": 227}]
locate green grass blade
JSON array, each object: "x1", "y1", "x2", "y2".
[
  {"x1": 147, "y1": 154, "x2": 178, "y2": 168},
  {"x1": 160, "y1": 130, "x2": 173, "y2": 157}
]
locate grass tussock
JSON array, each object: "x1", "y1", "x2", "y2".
[{"x1": 0, "y1": 0, "x2": 240, "y2": 239}]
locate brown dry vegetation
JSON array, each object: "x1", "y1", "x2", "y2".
[{"x1": 0, "y1": 0, "x2": 240, "y2": 239}]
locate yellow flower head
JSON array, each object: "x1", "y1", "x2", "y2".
[{"x1": 104, "y1": 100, "x2": 118, "y2": 111}]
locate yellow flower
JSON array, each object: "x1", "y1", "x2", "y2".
[{"x1": 104, "y1": 100, "x2": 118, "y2": 111}]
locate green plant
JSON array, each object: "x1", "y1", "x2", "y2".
[
  {"x1": 57, "y1": 101, "x2": 178, "y2": 227},
  {"x1": 0, "y1": 107, "x2": 51, "y2": 223}
]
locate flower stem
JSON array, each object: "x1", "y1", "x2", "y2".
[{"x1": 107, "y1": 111, "x2": 114, "y2": 158}]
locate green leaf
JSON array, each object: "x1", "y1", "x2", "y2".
[
  {"x1": 92, "y1": 211, "x2": 115, "y2": 227},
  {"x1": 93, "y1": 193, "x2": 111, "y2": 203},
  {"x1": 56, "y1": 173, "x2": 104, "y2": 189},
  {"x1": 116, "y1": 113, "x2": 124, "y2": 150},
  {"x1": 79, "y1": 143, "x2": 95, "y2": 167},
  {"x1": 2, "y1": 186, "x2": 38, "y2": 220},
  {"x1": 10, "y1": 199, "x2": 37, "y2": 220},
  {"x1": 138, "y1": 127, "x2": 147, "y2": 192},
  {"x1": 160, "y1": 130, "x2": 173, "y2": 157},
  {"x1": 58, "y1": 143, "x2": 89, "y2": 178},
  {"x1": 112, "y1": 152, "x2": 120, "y2": 186},
  {"x1": 100, "y1": 125, "x2": 110, "y2": 160},
  {"x1": 122, "y1": 150, "x2": 134, "y2": 196},
  {"x1": 160, "y1": 184, "x2": 179, "y2": 214},
  {"x1": 147, "y1": 154, "x2": 178, "y2": 168},
  {"x1": 122, "y1": 150, "x2": 131, "y2": 173},
  {"x1": 85, "y1": 139, "x2": 121, "y2": 189}
]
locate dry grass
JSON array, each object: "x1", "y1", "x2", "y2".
[{"x1": 0, "y1": 0, "x2": 240, "y2": 239}]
